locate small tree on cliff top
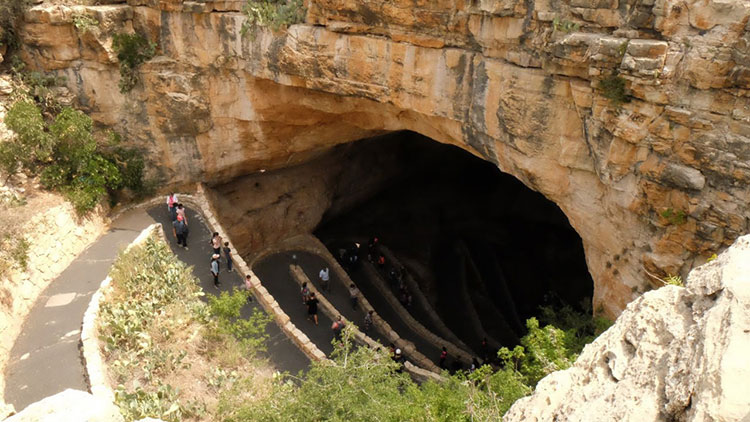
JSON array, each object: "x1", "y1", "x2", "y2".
[{"x1": 241, "y1": 0, "x2": 306, "y2": 36}]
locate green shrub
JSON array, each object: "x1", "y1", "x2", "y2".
[
  {"x1": 72, "y1": 12, "x2": 99, "y2": 33},
  {"x1": 552, "y1": 17, "x2": 580, "y2": 33},
  {"x1": 115, "y1": 383, "x2": 204, "y2": 422},
  {"x1": 665, "y1": 274, "x2": 683, "y2": 287},
  {"x1": 660, "y1": 207, "x2": 687, "y2": 225},
  {"x1": 227, "y1": 327, "x2": 532, "y2": 421},
  {"x1": 0, "y1": 0, "x2": 29, "y2": 52},
  {"x1": 112, "y1": 33, "x2": 156, "y2": 93},
  {"x1": 497, "y1": 304, "x2": 613, "y2": 387},
  {"x1": 4, "y1": 100, "x2": 56, "y2": 166},
  {"x1": 208, "y1": 288, "x2": 271, "y2": 355},
  {"x1": 599, "y1": 74, "x2": 629, "y2": 107},
  {"x1": 241, "y1": 0, "x2": 306, "y2": 35},
  {"x1": 0, "y1": 230, "x2": 30, "y2": 279},
  {"x1": 2, "y1": 101, "x2": 142, "y2": 214}
]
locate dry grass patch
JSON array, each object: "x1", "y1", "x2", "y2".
[{"x1": 99, "y1": 236, "x2": 275, "y2": 422}]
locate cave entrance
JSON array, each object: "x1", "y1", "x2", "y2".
[{"x1": 313, "y1": 131, "x2": 594, "y2": 351}]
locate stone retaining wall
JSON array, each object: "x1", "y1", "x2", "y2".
[
  {"x1": 80, "y1": 223, "x2": 165, "y2": 402},
  {"x1": 289, "y1": 264, "x2": 442, "y2": 381},
  {"x1": 297, "y1": 235, "x2": 475, "y2": 366},
  {"x1": 184, "y1": 185, "x2": 327, "y2": 362},
  {"x1": 113, "y1": 187, "x2": 329, "y2": 362},
  {"x1": 377, "y1": 245, "x2": 473, "y2": 354}
]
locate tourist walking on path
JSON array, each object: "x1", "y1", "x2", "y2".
[
  {"x1": 223, "y1": 242, "x2": 233, "y2": 272},
  {"x1": 331, "y1": 315, "x2": 346, "y2": 339},
  {"x1": 319, "y1": 266, "x2": 330, "y2": 292},
  {"x1": 210, "y1": 254, "x2": 220, "y2": 287},
  {"x1": 210, "y1": 232, "x2": 223, "y2": 255},
  {"x1": 167, "y1": 193, "x2": 178, "y2": 221},
  {"x1": 439, "y1": 346, "x2": 448, "y2": 369},
  {"x1": 348, "y1": 283, "x2": 359, "y2": 309},
  {"x1": 363, "y1": 310, "x2": 374, "y2": 332},
  {"x1": 367, "y1": 237, "x2": 379, "y2": 262},
  {"x1": 176, "y1": 204, "x2": 187, "y2": 224},
  {"x1": 392, "y1": 348, "x2": 405, "y2": 373},
  {"x1": 172, "y1": 215, "x2": 188, "y2": 249},
  {"x1": 301, "y1": 282, "x2": 311, "y2": 305},
  {"x1": 306, "y1": 292, "x2": 319, "y2": 325}
]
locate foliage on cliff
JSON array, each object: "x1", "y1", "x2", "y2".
[
  {"x1": 112, "y1": 33, "x2": 156, "y2": 93},
  {"x1": 100, "y1": 236, "x2": 273, "y2": 422},
  {"x1": 223, "y1": 327, "x2": 530, "y2": 422},
  {"x1": 0, "y1": 0, "x2": 29, "y2": 51},
  {"x1": 241, "y1": 0, "x2": 306, "y2": 35},
  {"x1": 0, "y1": 97, "x2": 147, "y2": 214},
  {"x1": 225, "y1": 304, "x2": 609, "y2": 421}
]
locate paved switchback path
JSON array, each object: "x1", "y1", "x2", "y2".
[
  {"x1": 4, "y1": 203, "x2": 308, "y2": 412},
  {"x1": 4, "y1": 207, "x2": 155, "y2": 411},
  {"x1": 144, "y1": 206, "x2": 309, "y2": 376}
]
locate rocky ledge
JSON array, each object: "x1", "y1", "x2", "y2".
[
  {"x1": 15, "y1": 0, "x2": 750, "y2": 317},
  {"x1": 505, "y1": 233, "x2": 750, "y2": 421}
]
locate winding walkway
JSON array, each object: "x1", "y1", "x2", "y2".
[{"x1": 3, "y1": 203, "x2": 308, "y2": 412}]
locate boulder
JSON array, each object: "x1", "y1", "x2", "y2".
[
  {"x1": 3, "y1": 389, "x2": 123, "y2": 422},
  {"x1": 504, "y1": 234, "x2": 750, "y2": 422}
]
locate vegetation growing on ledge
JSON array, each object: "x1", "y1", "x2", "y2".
[
  {"x1": 241, "y1": 0, "x2": 306, "y2": 35},
  {"x1": 660, "y1": 207, "x2": 687, "y2": 225},
  {"x1": 0, "y1": 0, "x2": 29, "y2": 52},
  {"x1": 112, "y1": 33, "x2": 156, "y2": 93},
  {"x1": 0, "y1": 69, "x2": 150, "y2": 214},
  {"x1": 599, "y1": 74, "x2": 629, "y2": 107},
  {"x1": 230, "y1": 304, "x2": 611, "y2": 421},
  {"x1": 100, "y1": 237, "x2": 272, "y2": 422}
]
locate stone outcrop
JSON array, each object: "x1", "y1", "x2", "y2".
[
  {"x1": 3, "y1": 389, "x2": 123, "y2": 422},
  {"x1": 17, "y1": 0, "x2": 750, "y2": 317},
  {"x1": 504, "y1": 234, "x2": 750, "y2": 422}
]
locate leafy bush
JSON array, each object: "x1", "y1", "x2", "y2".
[
  {"x1": 101, "y1": 236, "x2": 269, "y2": 421},
  {"x1": 208, "y1": 288, "x2": 271, "y2": 355},
  {"x1": 72, "y1": 12, "x2": 99, "y2": 33},
  {"x1": 498, "y1": 304, "x2": 613, "y2": 387},
  {"x1": 226, "y1": 327, "x2": 531, "y2": 421},
  {"x1": 599, "y1": 74, "x2": 629, "y2": 107},
  {"x1": 112, "y1": 33, "x2": 156, "y2": 93},
  {"x1": 115, "y1": 383, "x2": 204, "y2": 422},
  {"x1": 1, "y1": 100, "x2": 143, "y2": 214},
  {"x1": 660, "y1": 207, "x2": 687, "y2": 225},
  {"x1": 4, "y1": 100, "x2": 55, "y2": 167},
  {"x1": 0, "y1": 229, "x2": 30, "y2": 279},
  {"x1": 665, "y1": 274, "x2": 683, "y2": 287},
  {"x1": 552, "y1": 17, "x2": 580, "y2": 33},
  {"x1": 0, "y1": 0, "x2": 29, "y2": 52},
  {"x1": 241, "y1": 0, "x2": 306, "y2": 35}
]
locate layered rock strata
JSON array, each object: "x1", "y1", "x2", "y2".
[
  {"x1": 504, "y1": 233, "x2": 750, "y2": 421},
  {"x1": 17, "y1": 0, "x2": 750, "y2": 317}
]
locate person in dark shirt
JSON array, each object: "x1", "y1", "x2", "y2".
[
  {"x1": 439, "y1": 346, "x2": 448, "y2": 369},
  {"x1": 306, "y1": 292, "x2": 319, "y2": 326}
]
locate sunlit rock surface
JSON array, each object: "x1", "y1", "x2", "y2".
[{"x1": 17, "y1": 0, "x2": 750, "y2": 317}]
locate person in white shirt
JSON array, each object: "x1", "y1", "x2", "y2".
[{"x1": 319, "y1": 267, "x2": 330, "y2": 292}]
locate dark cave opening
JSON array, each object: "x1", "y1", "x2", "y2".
[{"x1": 313, "y1": 131, "x2": 594, "y2": 351}]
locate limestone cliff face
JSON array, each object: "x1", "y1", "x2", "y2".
[
  {"x1": 504, "y1": 233, "x2": 750, "y2": 422},
  {"x1": 17, "y1": 0, "x2": 750, "y2": 317}
]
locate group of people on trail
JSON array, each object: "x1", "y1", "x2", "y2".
[
  {"x1": 167, "y1": 193, "x2": 235, "y2": 289},
  {"x1": 302, "y1": 265, "x2": 376, "y2": 342},
  {"x1": 210, "y1": 232, "x2": 234, "y2": 287},
  {"x1": 168, "y1": 193, "x2": 190, "y2": 249}
]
